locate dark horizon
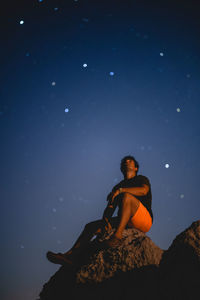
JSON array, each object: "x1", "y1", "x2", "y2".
[{"x1": 1, "y1": 1, "x2": 200, "y2": 299}]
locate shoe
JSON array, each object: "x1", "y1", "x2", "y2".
[
  {"x1": 105, "y1": 235, "x2": 123, "y2": 248},
  {"x1": 46, "y1": 251, "x2": 73, "y2": 265}
]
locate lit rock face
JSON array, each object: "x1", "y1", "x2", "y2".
[
  {"x1": 39, "y1": 221, "x2": 200, "y2": 300},
  {"x1": 77, "y1": 228, "x2": 163, "y2": 283},
  {"x1": 39, "y1": 227, "x2": 163, "y2": 300}
]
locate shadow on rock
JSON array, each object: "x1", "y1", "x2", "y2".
[{"x1": 39, "y1": 221, "x2": 200, "y2": 300}]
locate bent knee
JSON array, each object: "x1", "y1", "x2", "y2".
[
  {"x1": 84, "y1": 220, "x2": 102, "y2": 231},
  {"x1": 84, "y1": 221, "x2": 94, "y2": 231},
  {"x1": 122, "y1": 192, "x2": 138, "y2": 200},
  {"x1": 122, "y1": 193, "x2": 140, "y2": 205}
]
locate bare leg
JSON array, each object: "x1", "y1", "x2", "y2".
[
  {"x1": 63, "y1": 219, "x2": 104, "y2": 256},
  {"x1": 47, "y1": 217, "x2": 120, "y2": 264},
  {"x1": 47, "y1": 219, "x2": 105, "y2": 265},
  {"x1": 63, "y1": 217, "x2": 119, "y2": 256},
  {"x1": 114, "y1": 193, "x2": 140, "y2": 239}
]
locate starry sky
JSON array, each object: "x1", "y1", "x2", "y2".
[{"x1": 1, "y1": 0, "x2": 200, "y2": 299}]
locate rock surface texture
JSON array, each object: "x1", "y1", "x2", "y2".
[
  {"x1": 77, "y1": 228, "x2": 163, "y2": 283},
  {"x1": 39, "y1": 220, "x2": 200, "y2": 300}
]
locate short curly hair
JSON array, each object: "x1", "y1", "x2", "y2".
[{"x1": 120, "y1": 155, "x2": 139, "y2": 175}]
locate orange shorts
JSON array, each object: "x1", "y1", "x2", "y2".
[{"x1": 127, "y1": 201, "x2": 152, "y2": 233}]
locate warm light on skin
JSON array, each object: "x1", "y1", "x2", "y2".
[
  {"x1": 110, "y1": 158, "x2": 149, "y2": 202},
  {"x1": 123, "y1": 159, "x2": 138, "y2": 180}
]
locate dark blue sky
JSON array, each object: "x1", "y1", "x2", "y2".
[{"x1": 1, "y1": 1, "x2": 200, "y2": 299}]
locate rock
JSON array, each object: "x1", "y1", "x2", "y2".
[
  {"x1": 39, "y1": 227, "x2": 163, "y2": 300},
  {"x1": 39, "y1": 221, "x2": 200, "y2": 300},
  {"x1": 77, "y1": 228, "x2": 163, "y2": 283},
  {"x1": 159, "y1": 220, "x2": 200, "y2": 300}
]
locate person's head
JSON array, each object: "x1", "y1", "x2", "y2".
[{"x1": 120, "y1": 155, "x2": 139, "y2": 176}]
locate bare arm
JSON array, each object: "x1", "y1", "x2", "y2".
[
  {"x1": 102, "y1": 197, "x2": 117, "y2": 220},
  {"x1": 120, "y1": 184, "x2": 149, "y2": 196},
  {"x1": 110, "y1": 184, "x2": 149, "y2": 202}
]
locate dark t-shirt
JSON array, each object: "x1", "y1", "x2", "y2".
[{"x1": 103, "y1": 174, "x2": 153, "y2": 223}]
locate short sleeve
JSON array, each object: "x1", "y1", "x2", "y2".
[{"x1": 136, "y1": 175, "x2": 150, "y2": 187}]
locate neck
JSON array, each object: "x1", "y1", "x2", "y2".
[{"x1": 124, "y1": 171, "x2": 136, "y2": 180}]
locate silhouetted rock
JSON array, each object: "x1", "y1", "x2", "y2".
[
  {"x1": 159, "y1": 220, "x2": 200, "y2": 300},
  {"x1": 39, "y1": 220, "x2": 200, "y2": 300}
]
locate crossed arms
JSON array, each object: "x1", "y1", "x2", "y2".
[
  {"x1": 102, "y1": 184, "x2": 149, "y2": 229},
  {"x1": 109, "y1": 184, "x2": 149, "y2": 202}
]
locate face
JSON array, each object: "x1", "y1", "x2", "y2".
[{"x1": 123, "y1": 159, "x2": 138, "y2": 173}]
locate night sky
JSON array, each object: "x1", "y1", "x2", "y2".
[{"x1": 1, "y1": 1, "x2": 200, "y2": 299}]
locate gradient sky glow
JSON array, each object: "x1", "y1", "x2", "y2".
[{"x1": 1, "y1": 1, "x2": 200, "y2": 299}]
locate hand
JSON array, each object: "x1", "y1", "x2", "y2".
[
  {"x1": 104, "y1": 217, "x2": 112, "y2": 232},
  {"x1": 105, "y1": 221, "x2": 112, "y2": 232},
  {"x1": 107, "y1": 187, "x2": 121, "y2": 202},
  {"x1": 110, "y1": 188, "x2": 121, "y2": 203}
]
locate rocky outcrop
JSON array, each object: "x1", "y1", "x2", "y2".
[
  {"x1": 77, "y1": 228, "x2": 163, "y2": 283},
  {"x1": 39, "y1": 220, "x2": 200, "y2": 300},
  {"x1": 159, "y1": 220, "x2": 200, "y2": 300}
]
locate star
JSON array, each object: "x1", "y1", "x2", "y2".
[
  {"x1": 65, "y1": 108, "x2": 69, "y2": 113},
  {"x1": 176, "y1": 108, "x2": 181, "y2": 112},
  {"x1": 51, "y1": 81, "x2": 56, "y2": 86},
  {"x1": 109, "y1": 71, "x2": 114, "y2": 76},
  {"x1": 165, "y1": 164, "x2": 170, "y2": 168},
  {"x1": 83, "y1": 63, "x2": 87, "y2": 68},
  {"x1": 160, "y1": 52, "x2": 164, "y2": 56},
  {"x1": 20, "y1": 20, "x2": 24, "y2": 25}
]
